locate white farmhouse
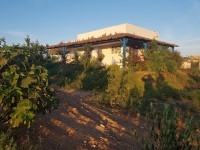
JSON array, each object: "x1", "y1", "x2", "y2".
[{"x1": 47, "y1": 23, "x2": 178, "y2": 67}]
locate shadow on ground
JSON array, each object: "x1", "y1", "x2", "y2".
[{"x1": 16, "y1": 89, "x2": 145, "y2": 150}]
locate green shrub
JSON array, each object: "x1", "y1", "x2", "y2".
[
  {"x1": 82, "y1": 68, "x2": 107, "y2": 91},
  {"x1": 126, "y1": 86, "x2": 142, "y2": 113},
  {"x1": 104, "y1": 65, "x2": 144, "y2": 111},
  {"x1": 66, "y1": 72, "x2": 86, "y2": 89},
  {"x1": 133, "y1": 103, "x2": 199, "y2": 150},
  {"x1": 0, "y1": 39, "x2": 59, "y2": 128},
  {"x1": 188, "y1": 69, "x2": 200, "y2": 88},
  {"x1": 105, "y1": 65, "x2": 124, "y2": 105},
  {"x1": 0, "y1": 129, "x2": 16, "y2": 150},
  {"x1": 144, "y1": 40, "x2": 182, "y2": 74},
  {"x1": 182, "y1": 89, "x2": 200, "y2": 109},
  {"x1": 64, "y1": 44, "x2": 106, "y2": 90},
  {"x1": 97, "y1": 92, "x2": 111, "y2": 106},
  {"x1": 166, "y1": 59, "x2": 178, "y2": 73},
  {"x1": 189, "y1": 90, "x2": 200, "y2": 108}
]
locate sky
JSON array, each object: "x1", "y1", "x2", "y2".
[{"x1": 0, "y1": 0, "x2": 200, "y2": 56}]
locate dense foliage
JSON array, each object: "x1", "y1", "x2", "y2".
[
  {"x1": 0, "y1": 129, "x2": 16, "y2": 150},
  {"x1": 61, "y1": 44, "x2": 107, "y2": 90},
  {"x1": 0, "y1": 37, "x2": 59, "y2": 128},
  {"x1": 133, "y1": 104, "x2": 199, "y2": 150},
  {"x1": 144, "y1": 40, "x2": 183, "y2": 73}
]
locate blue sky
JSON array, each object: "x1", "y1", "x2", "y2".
[{"x1": 0, "y1": 0, "x2": 199, "y2": 56}]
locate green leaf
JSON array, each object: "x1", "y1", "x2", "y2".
[
  {"x1": 20, "y1": 73, "x2": 26, "y2": 77},
  {"x1": 21, "y1": 76, "x2": 36, "y2": 88},
  {"x1": 11, "y1": 97, "x2": 15, "y2": 103},
  {"x1": 32, "y1": 103, "x2": 37, "y2": 110},
  {"x1": 28, "y1": 89, "x2": 40, "y2": 99},
  {"x1": 9, "y1": 99, "x2": 35, "y2": 128},
  {"x1": 11, "y1": 73, "x2": 19, "y2": 86},
  {"x1": 0, "y1": 94, "x2": 4, "y2": 103},
  {"x1": 29, "y1": 71, "x2": 34, "y2": 75}
]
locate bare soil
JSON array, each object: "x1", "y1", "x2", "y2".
[{"x1": 16, "y1": 88, "x2": 146, "y2": 150}]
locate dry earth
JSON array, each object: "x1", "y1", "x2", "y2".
[{"x1": 16, "y1": 88, "x2": 146, "y2": 150}]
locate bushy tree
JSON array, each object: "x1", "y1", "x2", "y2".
[
  {"x1": 65, "y1": 44, "x2": 106, "y2": 90},
  {"x1": 79, "y1": 44, "x2": 92, "y2": 71},
  {"x1": 144, "y1": 40, "x2": 182, "y2": 73},
  {"x1": 102, "y1": 65, "x2": 142, "y2": 110},
  {"x1": 105, "y1": 65, "x2": 124, "y2": 105},
  {"x1": 0, "y1": 38, "x2": 59, "y2": 128}
]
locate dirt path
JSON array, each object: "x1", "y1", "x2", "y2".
[{"x1": 17, "y1": 88, "x2": 145, "y2": 150}]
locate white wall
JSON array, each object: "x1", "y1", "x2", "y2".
[
  {"x1": 77, "y1": 23, "x2": 159, "y2": 40},
  {"x1": 181, "y1": 62, "x2": 191, "y2": 69},
  {"x1": 91, "y1": 49, "x2": 98, "y2": 58},
  {"x1": 101, "y1": 47, "x2": 123, "y2": 67},
  {"x1": 64, "y1": 44, "x2": 148, "y2": 68},
  {"x1": 65, "y1": 47, "x2": 127, "y2": 67},
  {"x1": 126, "y1": 24, "x2": 159, "y2": 40}
]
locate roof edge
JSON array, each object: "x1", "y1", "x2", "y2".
[{"x1": 47, "y1": 33, "x2": 178, "y2": 49}]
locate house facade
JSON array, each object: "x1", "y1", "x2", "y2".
[
  {"x1": 181, "y1": 56, "x2": 200, "y2": 70},
  {"x1": 47, "y1": 23, "x2": 178, "y2": 67}
]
